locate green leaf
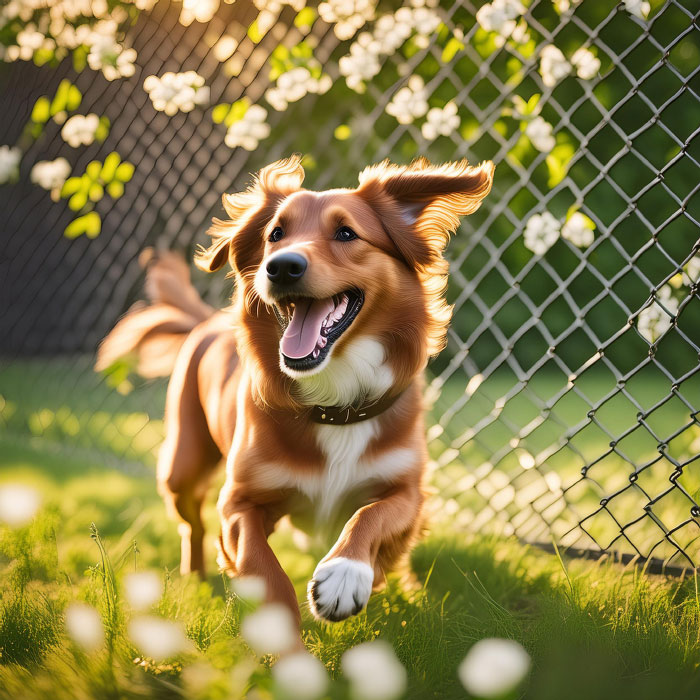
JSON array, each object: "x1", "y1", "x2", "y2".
[
  {"x1": 291, "y1": 41, "x2": 312, "y2": 59},
  {"x1": 247, "y1": 19, "x2": 263, "y2": 43},
  {"x1": 100, "y1": 152, "x2": 121, "y2": 182},
  {"x1": 66, "y1": 84, "x2": 82, "y2": 111},
  {"x1": 212, "y1": 103, "x2": 231, "y2": 124},
  {"x1": 95, "y1": 116, "x2": 110, "y2": 142},
  {"x1": 107, "y1": 180, "x2": 124, "y2": 199},
  {"x1": 84, "y1": 211, "x2": 101, "y2": 238},
  {"x1": 51, "y1": 79, "x2": 70, "y2": 115},
  {"x1": 33, "y1": 48, "x2": 54, "y2": 66},
  {"x1": 64, "y1": 216, "x2": 88, "y2": 239},
  {"x1": 546, "y1": 143, "x2": 575, "y2": 188},
  {"x1": 115, "y1": 161, "x2": 134, "y2": 182},
  {"x1": 442, "y1": 37, "x2": 465, "y2": 63},
  {"x1": 68, "y1": 191, "x2": 88, "y2": 211},
  {"x1": 60, "y1": 177, "x2": 83, "y2": 197},
  {"x1": 224, "y1": 98, "x2": 250, "y2": 127},
  {"x1": 86, "y1": 161, "x2": 102, "y2": 180},
  {"x1": 334, "y1": 124, "x2": 351, "y2": 140},
  {"x1": 88, "y1": 182, "x2": 104, "y2": 202},
  {"x1": 31, "y1": 97, "x2": 51, "y2": 124},
  {"x1": 294, "y1": 7, "x2": 316, "y2": 28},
  {"x1": 72, "y1": 45, "x2": 88, "y2": 72}
]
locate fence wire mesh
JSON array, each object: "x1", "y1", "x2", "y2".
[{"x1": 1, "y1": 0, "x2": 699, "y2": 570}]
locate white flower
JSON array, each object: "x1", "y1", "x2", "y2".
[
  {"x1": 458, "y1": 638, "x2": 531, "y2": 698},
  {"x1": 342, "y1": 641, "x2": 407, "y2": 700},
  {"x1": 318, "y1": 0, "x2": 376, "y2": 40},
  {"x1": 128, "y1": 616, "x2": 195, "y2": 660},
  {"x1": 273, "y1": 652, "x2": 329, "y2": 700},
  {"x1": 525, "y1": 116, "x2": 555, "y2": 152},
  {"x1": 0, "y1": 145, "x2": 21, "y2": 184},
  {"x1": 253, "y1": 0, "x2": 305, "y2": 10},
  {"x1": 339, "y1": 33, "x2": 382, "y2": 92},
  {"x1": 374, "y1": 13, "x2": 411, "y2": 53},
  {"x1": 539, "y1": 44, "x2": 570, "y2": 87},
  {"x1": 65, "y1": 602, "x2": 104, "y2": 651},
  {"x1": 683, "y1": 255, "x2": 700, "y2": 286},
  {"x1": 232, "y1": 575, "x2": 266, "y2": 603},
  {"x1": 240, "y1": 603, "x2": 298, "y2": 656},
  {"x1": 224, "y1": 104, "x2": 271, "y2": 150},
  {"x1": 386, "y1": 75, "x2": 428, "y2": 124},
  {"x1": 476, "y1": 0, "x2": 525, "y2": 40},
  {"x1": 179, "y1": 0, "x2": 219, "y2": 25},
  {"x1": 61, "y1": 114, "x2": 100, "y2": 147},
  {"x1": 143, "y1": 71, "x2": 209, "y2": 115},
  {"x1": 571, "y1": 47, "x2": 600, "y2": 80},
  {"x1": 13, "y1": 24, "x2": 54, "y2": 61},
  {"x1": 412, "y1": 7, "x2": 441, "y2": 36},
  {"x1": 561, "y1": 212, "x2": 595, "y2": 248},
  {"x1": 553, "y1": 0, "x2": 582, "y2": 12},
  {"x1": 0, "y1": 483, "x2": 40, "y2": 525},
  {"x1": 265, "y1": 67, "x2": 331, "y2": 111},
  {"x1": 523, "y1": 212, "x2": 560, "y2": 255},
  {"x1": 421, "y1": 101, "x2": 460, "y2": 139},
  {"x1": 30, "y1": 158, "x2": 71, "y2": 191},
  {"x1": 88, "y1": 39, "x2": 137, "y2": 81},
  {"x1": 124, "y1": 571, "x2": 163, "y2": 610},
  {"x1": 213, "y1": 34, "x2": 238, "y2": 62},
  {"x1": 623, "y1": 0, "x2": 650, "y2": 19},
  {"x1": 637, "y1": 285, "x2": 679, "y2": 342}
]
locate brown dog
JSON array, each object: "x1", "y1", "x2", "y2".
[{"x1": 97, "y1": 155, "x2": 494, "y2": 628}]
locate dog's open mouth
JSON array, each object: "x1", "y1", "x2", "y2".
[{"x1": 275, "y1": 290, "x2": 364, "y2": 371}]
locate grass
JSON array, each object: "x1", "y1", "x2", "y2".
[{"x1": 1, "y1": 358, "x2": 700, "y2": 698}]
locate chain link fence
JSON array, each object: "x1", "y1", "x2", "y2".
[{"x1": 1, "y1": 0, "x2": 699, "y2": 571}]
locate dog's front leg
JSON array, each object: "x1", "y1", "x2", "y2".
[
  {"x1": 308, "y1": 482, "x2": 424, "y2": 622},
  {"x1": 218, "y1": 493, "x2": 302, "y2": 629}
]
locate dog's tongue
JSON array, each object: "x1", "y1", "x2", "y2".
[{"x1": 280, "y1": 297, "x2": 335, "y2": 359}]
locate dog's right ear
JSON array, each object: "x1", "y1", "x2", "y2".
[{"x1": 195, "y1": 155, "x2": 305, "y2": 273}]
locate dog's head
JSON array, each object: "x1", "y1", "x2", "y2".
[{"x1": 196, "y1": 155, "x2": 494, "y2": 403}]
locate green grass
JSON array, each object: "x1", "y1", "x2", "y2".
[{"x1": 1, "y1": 358, "x2": 700, "y2": 698}]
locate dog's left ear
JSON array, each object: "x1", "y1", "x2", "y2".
[{"x1": 356, "y1": 158, "x2": 495, "y2": 270}]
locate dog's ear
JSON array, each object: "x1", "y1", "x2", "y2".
[
  {"x1": 356, "y1": 158, "x2": 494, "y2": 271},
  {"x1": 195, "y1": 155, "x2": 305, "y2": 273}
]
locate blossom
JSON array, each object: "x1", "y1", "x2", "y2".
[
  {"x1": 0, "y1": 146, "x2": 21, "y2": 184},
  {"x1": 525, "y1": 116, "x2": 555, "y2": 152},
  {"x1": 523, "y1": 212, "x2": 560, "y2": 255},
  {"x1": 571, "y1": 47, "x2": 600, "y2": 80},
  {"x1": 88, "y1": 39, "x2": 137, "y2": 81},
  {"x1": 7, "y1": 24, "x2": 54, "y2": 61},
  {"x1": 342, "y1": 640, "x2": 407, "y2": 700},
  {"x1": 273, "y1": 652, "x2": 329, "y2": 700},
  {"x1": 422, "y1": 101, "x2": 460, "y2": 139},
  {"x1": 124, "y1": 571, "x2": 163, "y2": 610},
  {"x1": 339, "y1": 33, "x2": 382, "y2": 91},
  {"x1": 65, "y1": 602, "x2": 104, "y2": 651},
  {"x1": 682, "y1": 255, "x2": 700, "y2": 286},
  {"x1": 179, "y1": 0, "x2": 219, "y2": 25},
  {"x1": 61, "y1": 114, "x2": 100, "y2": 147},
  {"x1": 318, "y1": 0, "x2": 376, "y2": 40},
  {"x1": 240, "y1": 603, "x2": 298, "y2": 655},
  {"x1": 0, "y1": 483, "x2": 40, "y2": 525},
  {"x1": 128, "y1": 616, "x2": 194, "y2": 660},
  {"x1": 561, "y1": 212, "x2": 595, "y2": 248},
  {"x1": 224, "y1": 104, "x2": 271, "y2": 150},
  {"x1": 637, "y1": 285, "x2": 678, "y2": 343},
  {"x1": 476, "y1": 0, "x2": 525, "y2": 43},
  {"x1": 265, "y1": 67, "x2": 332, "y2": 111},
  {"x1": 373, "y1": 13, "x2": 411, "y2": 53},
  {"x1": 539, "y1": 44, "x2": 570, "y2": 87},
  {"x1": 458, "y1": 638, "x2": 531, "y2": 698},
  {"x1": 623, "y1": 0, "x2": 650, "y2": 19},
  {"x1": 30, "y1": 158, "x2": 71, "y2": 191},
  {"x1": 232, "y1": 575, "x2": 266, "y2": 603},
  {"x1": 386, "y1": 75, "x2": 429, "y2": 124},
  {"x1": 143, "y1": 71, "x2": 209, "y2": 115}
]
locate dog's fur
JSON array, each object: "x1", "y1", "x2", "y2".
[{"x1": 97, "y1": 155, "x2": 494, "y2": 630}]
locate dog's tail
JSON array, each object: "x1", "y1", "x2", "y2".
[{"x1": 95, "y1": 249, "x2": 215, "y2": 378}]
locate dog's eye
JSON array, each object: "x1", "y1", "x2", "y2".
[
  {"x1": 335, "y1": 227, "x2": 358, "y2": 242},
  {"x1": 269, "y1": 227, "x2": 284, "y2": 242}
]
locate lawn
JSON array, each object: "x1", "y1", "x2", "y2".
[{"x1": 1, "y1": 358, "x2": 700, "y2": 699}]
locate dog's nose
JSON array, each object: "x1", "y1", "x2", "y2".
[{"x1": 266, "y1": 252, "x2": 307, "y2": 285}]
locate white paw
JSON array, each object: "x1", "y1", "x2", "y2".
[{"x1": 307, "y1": 557, "x2": 373, "y2": 622}]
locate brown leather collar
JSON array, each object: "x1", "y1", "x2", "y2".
[{"x1": 309, "y1": 390, "x2": 404, "y2": 425}]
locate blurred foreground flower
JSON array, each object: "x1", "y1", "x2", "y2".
[
  {"x1": 273, "y1": 651, "x2": 328, "y2": 700},
  {"x1": 342, "y1": 640, "x2": 407, "y2": 700},
  {"x1": 224, "y1": 105, "x2": 270, "y2": 150},
  {"x1": 65, "y1": 602, "x2": 104, "y2": 651},
  {"x1": 319, "y1": 0, "x2": 376, "y2": 40},
  {"x1": 30, "y1": 158, "x2": 71, "y2": 191},
  {"x1": 476, "y1": 0, "x2": 526, "y2": 45},
  {"x1": 523, "y1": 212, "x2": 560, "y2": 255},
  {"x1": 422, "y1": 102, "x2": 460, "y2": 140},
  {"x1": 637, "y1": 285, "x2": 678, "y2": 343},
  {"x1": 624, "y1": 0, "x2": 650, "y2": 19},
  {"x1": 240, "y1": 603, "x2": 297, "y2": 655},
  {"x1": 0, "y1": 483, "x2": 40, "y2": 526},
  {"x1": 0, "y1": 146, "x2": 21, "y2": 184},
  {"x1": 232, "y1": 575, "x2": 266, "y2": 603},
  {"x1": 124, "y1": 571, "x2": 163, "y2": 610},
  {"x1": 61, "y1": 114, "x2": 100, "y2": 147},
  {"x1": 143, "y1": 71, "x2": 209, "y2": 115},
  {"x1": 386, "y1": 75, "x2": 428, "y2": 124},
  {"x1": 539, "y1": 44, "x2": 570, "y2": 87},
  {"x1": 128, "y1": 616, "x2": 195, "y2": 660},
  {"x1": 525, "y1": 115, "x2": 555, "y2": 152},
  {"x1": 458, "y1": 638, "x2": 530, "y2": 698},
  {"x1": 571, "y1": 47, "x2": 600, "y2": 80},
  {"x1": 561, "y1": 211, "x2": 595, "y2": 248}
]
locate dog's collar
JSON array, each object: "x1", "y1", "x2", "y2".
[{"x1": 309, "y1": 390, "x2": 404, "y2": 425}]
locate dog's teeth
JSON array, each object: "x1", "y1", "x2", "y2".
[
  {"x1": 318, "y1": 336, "x2": 327, "y2": 348},
  {"x1": 312, "y1": 348, "x2": 320, "y2": 358}
]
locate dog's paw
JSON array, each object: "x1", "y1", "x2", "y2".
[{"x1": 307, "y1": 557, "x2": 373, "y2": 622}]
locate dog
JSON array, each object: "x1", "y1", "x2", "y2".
[{"x1": 96, "y1": 155, "x2": 494, "y2": 629}]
